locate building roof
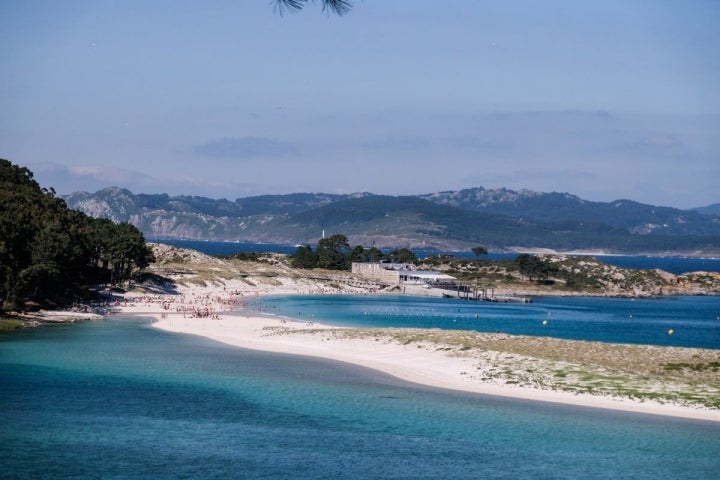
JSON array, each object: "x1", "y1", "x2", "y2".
[{"x1": 404, "y1": 270, "x2": 456, "y2": 281}]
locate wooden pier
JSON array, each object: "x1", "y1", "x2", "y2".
[
  {"x1": 479, "y1": 295, "x2": 532, "y2": 303},
  {"x1": 439, "y1": 284, "x2": 532, "y2": 303}
]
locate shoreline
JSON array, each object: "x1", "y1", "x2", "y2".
[{"x1": 112, "y1": 287, "x2": 720, "y2": 423}]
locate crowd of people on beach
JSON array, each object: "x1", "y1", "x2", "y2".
[
  {"x1": 120, "y1": 292, "x2": 250, "y2": 320},
  {"x1": 114, "y1": 278, "x2": 384, "y2": 324}
]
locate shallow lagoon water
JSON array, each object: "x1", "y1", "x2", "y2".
[
  {"x1": 1, "y1": 316, "x2": 719, "y2": 479},
  {"x1": 254, "y1": 294, "x2": 720, "y2": 349}
]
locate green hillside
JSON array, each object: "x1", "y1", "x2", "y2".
[{"x1": 63, "y1": 184, "x2": 720, "y2": 254}]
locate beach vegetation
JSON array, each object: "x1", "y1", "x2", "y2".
[
  {"x1": 316, "y1": 234, "x2": 351, "y2": 269},
  {"x1": 290, "y1": 245, "x2": 318, "y2": 268},
  {"x1": 0, "y1": 318, "x2": 25, "y2": 331},
  {"x1": 291, "y1": 234, "x2": 417, "y2": 271},
  {"x1": 221, "y1": 252, "x2": 262, "y2": 261},
  {"x1": 0, "y1": 159, "x2": 155, "y2": 312},
  {"x1": 387, "y1": 248, "x2": 418, "y2": 263},
  {"x1": 293, "y1": 327, "x2": 720, "y2": 408},
  {"x1": 515, "y1": 254, "x2": 558, "y2": 282}
]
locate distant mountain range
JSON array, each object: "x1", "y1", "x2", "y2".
[
  {"x1": 694, "y1": 203, "x2": 720, "y2": 216},
  {"x1": 63, "y1": 187, "x2": 720, "y2": 254}
]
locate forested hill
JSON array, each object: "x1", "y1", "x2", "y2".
[
  {"x1": 63, "y1": 186, "x2": 720, "y2": 254},
  {"x1": 0, "y1": 160, "x2": 154, "y2": 312},
  {"x1": 695, "y1": 203, "x2": 720, "y2": 216},
  {"x1": 418, "y1": 188, "x2": 720, "y2": 236}
]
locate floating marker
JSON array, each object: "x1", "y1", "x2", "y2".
[
  {"x1": 542, "y1": 320, "x2": 548, "y2": 326},
  {"x1": 668, "y1": 329, "x2": 674, "y2": 335}
]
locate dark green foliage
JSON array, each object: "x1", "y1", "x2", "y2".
[
  {"x1": 316, "y1": 234, "x2": 351, "y2": 270},
  {"x1": 221, "y1": 252, "x2": 262, "y2": 261},
  {"x1": 346, "y1": 245, "x2": 386, "y2": 265},
  {"x1": 361, "y1": 246, "x2": 386, "y2": 263},
  {"x1": 0, "y1": 159, "x2": 154, "y2": 311},
  {"x1": 291, "y1": 234, "x2": 417, "y2": 271},
  {"x1": 291, "y1": 245, "x2": 318, "y2": 268},
  {"x1": 515, "y1": 254, "x2": 559, "y2": 282},
  {"x1": 472, "y1": 246, "x2": 488, "y2": 258},
  {"x1": 388, "y1": 248, "x2": 418, "y2": 263}
]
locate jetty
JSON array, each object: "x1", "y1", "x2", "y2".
[
  {"x1": 415, "y1": 283, "x2": 532, "y2": 303},
  {"x1": 478, "y1": 294, "x2": 532, "y2": 303},
  {"x1": 441, "y1": 287, "x2": 532, "y2": 303}
]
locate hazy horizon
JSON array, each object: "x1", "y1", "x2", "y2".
[
  {"x1": 2, "y1": 1, "x2": 718, "y2": 209},
  {"x1": 62, "y1": 183, "x2": 718, "y2": 211}
]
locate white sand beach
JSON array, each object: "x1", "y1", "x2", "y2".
[{"x1": 113, "y1": 282, "x2": 720, "y2": 423}]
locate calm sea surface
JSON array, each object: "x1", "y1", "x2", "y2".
[
  {"x1": 153, "y1": 239, "x2": 720, "y2": 275},
  {"x1": 1, "y1": 317, "x2": 718, "y2": 479},
  {"x1": 252, "y1": 295, "x2": 720, "y2": 349}
]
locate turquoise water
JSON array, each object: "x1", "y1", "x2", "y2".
[
  {"x1": 251, "y1": 295, "x2": 720, "y2": 349},
  {"x1": 1, "y1": 317, "x2": 719, "y2": 479}
]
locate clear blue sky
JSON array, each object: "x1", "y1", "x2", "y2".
[{"x1": 2, "y1": 0, "x2": 718, "y2": 208}]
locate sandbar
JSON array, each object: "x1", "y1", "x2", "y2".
[{"x1": 113, "y1": 284, "x2": 720, "y2": 423}]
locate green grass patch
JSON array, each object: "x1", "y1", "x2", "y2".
[
  {"x1": 663, "y1": 361, "x2": 720, "y2": 372},
  {"x1": 0, "y1": 319, "x2": 25, "y2": 331}
]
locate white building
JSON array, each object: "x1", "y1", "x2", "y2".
[
  {"x1": 351, "y1": 262, "x2": 456, "y2": 286},
  {"x1": 399, "y1": 269, "x2": 457, "y2": 285}
]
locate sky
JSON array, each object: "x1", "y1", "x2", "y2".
[{"x1": 1, "y1": 0, "x2": 719, "y2": 209}]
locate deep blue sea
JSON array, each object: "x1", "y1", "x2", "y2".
[
  {"x1": 154, "y1": 239, "x2": 720, "y2": 275},
  {"x1": 1, "y1": 317, "x2": 719, "y2": 480}
]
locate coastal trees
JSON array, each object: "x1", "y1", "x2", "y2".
[
  {"x1": 349, "y1": 246, "x2": 385, "y2": 263},
  {"x1": 472, "y1": 246, "x2": 488, "y2": 258},
  {"x1": 388, "y1": 248, "x2": 417, "y2": 263},
  {"x1": 0, "y1": 159, "x2": 155, "y2": 311},
  {"x1": 316, "y1": 234, "x2": 351, "y2": 270},
  {"x1": 291, "y1": 235, "x2": 348, "y2": 270},
  {"x1": 291, "y1": 234, "x2": 421, "y2": 271},
  {"x1": 291, "y1": 245, "x2": 318, "y2": 269},
  {"x1": 515, "y1": 253, "x2": 558, "y2": 283}
]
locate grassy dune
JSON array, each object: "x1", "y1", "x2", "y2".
[{"x1": 269, "y1": 327, "x2": 720, "y2": 409}]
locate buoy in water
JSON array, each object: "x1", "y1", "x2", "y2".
[
  {"x1": 668, "y1": 329, "x2": 674, "y2": 335},
  {"x1": 542, "y1": 320, "x2": 548, "y2": 326}
]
